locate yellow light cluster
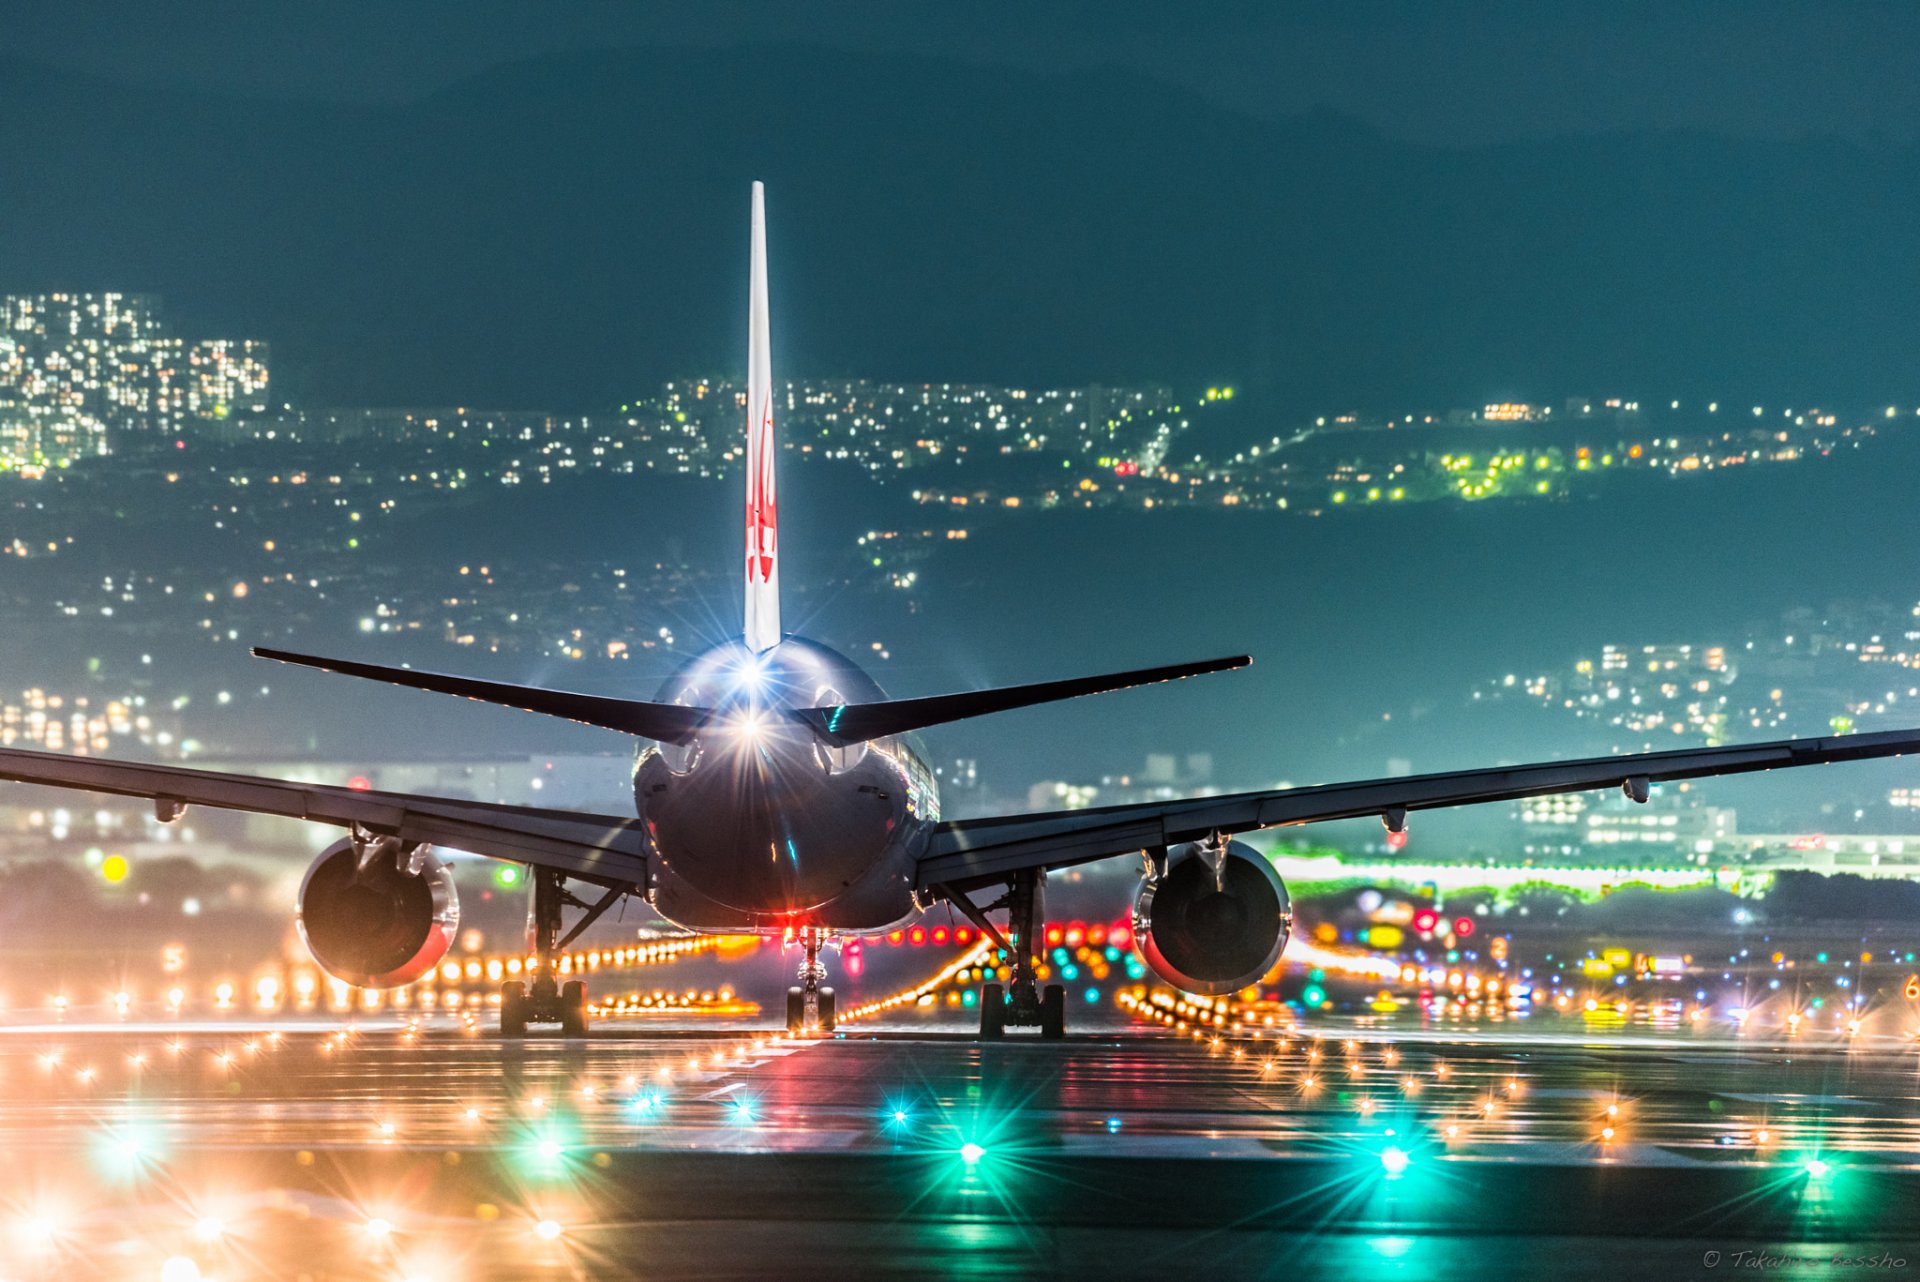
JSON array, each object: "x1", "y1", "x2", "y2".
[
  {"x1": 590, "y1": 990, "x2": 760, "y2": 1018},
  {"x1": 840, "y1": 941, "x2": 993, "y2": 1022}
]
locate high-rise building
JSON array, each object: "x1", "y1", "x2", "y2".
[
  {"x1": 159, "y1": 338, "x2": 272, "y2": 424},
  {"x1": 0, "y1": 293, "x2": 268, "y2": 471},
  {"x1": 1, "y1": 292, "x2": 160, "y2": 471}
]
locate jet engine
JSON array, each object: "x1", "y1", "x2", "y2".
[
  {"x1": 297, "y1": 836, "x2": 459, "y2": 988},
  {"x1": 1133, "y1": 840, "x2": 1291, "y2": 996}
]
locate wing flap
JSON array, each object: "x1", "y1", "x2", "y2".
[{"x1": 919, "y1": 727, "x2": 1920, "y2": 890}]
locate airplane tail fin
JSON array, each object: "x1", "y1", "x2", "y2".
[
  {"x1": 743, "y1": 180, "x2": 781, "y2": 653},
  {"x1": 792, "y1": 655, "x2": 1251, "y2": 746}
]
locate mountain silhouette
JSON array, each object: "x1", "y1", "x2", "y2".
[{"x1": 3, "y1": 45, "x2": 1915, "y2": 415}]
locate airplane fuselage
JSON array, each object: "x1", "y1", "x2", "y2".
[{"x1": 632, "y1": 637, "x2": 936, "y2": 933}]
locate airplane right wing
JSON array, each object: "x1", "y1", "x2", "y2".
[
  {"x1": 0, "y1": 745, "x2": 650, "y2": 888},
  {"x1": 917, "y1": 727, "x2": 1920, "y2": 893}
]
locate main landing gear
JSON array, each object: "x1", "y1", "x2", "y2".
[
  {"x1": 498, "y1": 868, "x2": 634, "y2": 1039},
  {"x1": 785, "y1": 926, "x2": 836, "y2": 1035},
  {"x1": 954, "y1": 868, "x2": 1064, "y2": 1041}
]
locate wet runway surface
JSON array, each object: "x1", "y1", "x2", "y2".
[{"x1": 2, "y1": 1017, "x2": 1919, "y2": 1279}]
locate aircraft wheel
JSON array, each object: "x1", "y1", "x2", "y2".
[
  {"x1": 559, "y1": 979, "x2": 590, "y2": 1037},
  {"x1": 500, "y1": 981, "x2": 529, "y2": 1038},
  {"x1": 1040, "y1": 984, "x2": 1066, "y2": 1040},
  {"x1": 786, "y1": 986, "x2": 806, "y2": 1035},
  {"x1": 817, "y1": 987, "x2": 836, "y2": 1034},
  {"x1": 980, "y1": 982, "x2": 1006, "y2": 1039}
]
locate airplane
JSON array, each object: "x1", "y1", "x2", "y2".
[{"x1": 6, "y1": 180, "x2": 1920, "y2": 1040}]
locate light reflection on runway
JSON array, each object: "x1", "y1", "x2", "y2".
[{"x1": 0, "y1": 1014, "x2": 1917, "y2": 1278}]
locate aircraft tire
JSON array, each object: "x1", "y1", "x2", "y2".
[
  {"x1": 559, "y1": 979, "x2": 589, "y2": 1037},
  {"x1": 980, "y1": 982, "x2": 1006, "y2": 1038},
  {"x1": 500, "y1": 981, "x2": 529, "y2": 1038},
  {"x1": 1040, "y1": 984, "x2": 1066, "y2": 1040}
]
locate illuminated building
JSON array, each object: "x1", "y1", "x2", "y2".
[
  {"x1": 1515, "y1": 790, "x2": 1735, "y2": 861},
  {"x1": 165, "y1": 338, "x2": 271, "y2": 423},
  {"x1": 0, "y1": 292, "x2": 156, "y2": 471},
  {"x1": 0, "y1": 293, "x2": 268, "y2": 470}
]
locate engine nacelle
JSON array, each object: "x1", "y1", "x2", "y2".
[
  {"x1": 297, "y1": 837, "x2": 459, "y2": 988},
  {"x1": 1133, "y1": 840, "x2": 1291, "y2": 996}
]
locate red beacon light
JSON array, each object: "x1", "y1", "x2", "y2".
[
  {"x1": 1454, "y1": 917, "x2": 1476, "y2": 938},
  {"x1": 1413, "y1": 910, "x2": 1440, "y2": 934}
]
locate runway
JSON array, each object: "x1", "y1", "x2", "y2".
[{"x1": 2, "y1": 1017, "x2": 1918, "y2": 1279}]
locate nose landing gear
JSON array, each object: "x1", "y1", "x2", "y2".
[{"x1": 785, "y1": 926, "x2": 836, "y2": 1035}]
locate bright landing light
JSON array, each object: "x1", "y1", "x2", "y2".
[
  {"x1": 1379, "y1": 1146, "x2": 1412, "y2": 1177},
  {"x1": 1805, "y1": 1159, "x2": 1832, "y2": 1179},
  {"x1": 959, "y1": 1142, "x2": 986, "y2": 1164}
]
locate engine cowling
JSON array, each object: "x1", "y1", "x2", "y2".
[
  {"x1": 1133, "y1": 840, "x2": 1291, "y2": 996},
  {"x1": 297, "y1": 837, "x2": 459, "y2": 988}
]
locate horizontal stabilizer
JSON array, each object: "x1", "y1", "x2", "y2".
[
  {"x1": 252, "y1": 647, "x2": 710, "y2": 744},
  {"x1": 794, "y1": 655, "x2": 1251, "y2": 746}
]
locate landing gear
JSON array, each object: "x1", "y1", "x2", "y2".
[
  {"x1": 560, "y1": 980, "x2": 589, "y2": 1038},
  {"x1": 973, "y1": 868, "x2": 1065, "y2": 1040},
  {"x1": 501, "y1": 981, "x2": 529, "y2": 1036},
  {"x1": 980, "y1": 981, "x2": 1006, "y2": 1038},
  {"x1": 1039, "y1": 982, "x2": 1066, "y2": 1040},
  {"x1": 785, "y1": 927, "x2": 835, "y2": 1035},
  {"x1": 496, "y1": 868, "x2": 638, "y2": 1039}
]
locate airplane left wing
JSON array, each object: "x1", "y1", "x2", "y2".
[
  {"x1": 917, "y1": 728, "x2": 1920, "y2": 892},
  {"x1": 0, "y1": 746, "x2": 649, "y2": 888}
]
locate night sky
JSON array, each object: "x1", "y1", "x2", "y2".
[{"x1": 12, "y1": 2, "x2": 1920, "y2": 144}]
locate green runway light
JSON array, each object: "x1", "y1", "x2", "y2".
[{"x1": 495, "y1": 865, "x2": 522, "y2": 888}]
